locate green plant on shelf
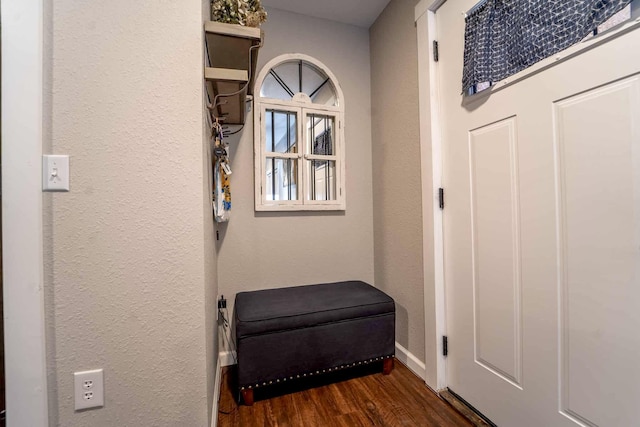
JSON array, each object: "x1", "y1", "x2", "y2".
[{"x1": 211, "y1": 0, "x2": 267, "y2": 27}]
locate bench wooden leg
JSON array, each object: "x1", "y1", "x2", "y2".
[
  {"x1": 241, "y1": 389, "x2": 254, "y2": 406},
  {"x1": 383, "y1": 358, "x2": 394, "y2": 375}
]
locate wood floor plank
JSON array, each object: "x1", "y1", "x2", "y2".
[
  {"x1": 218, "y1": 361, "x2": 472, "y2": 427},
  {"x1": 309, "y1": 383, "x2": 340, "y2": 421},
  {"x1": 363, "y1": 373, "x2": 439, "y2": 426},
  {"x1": 333, "y1": 412, "x2": 371, "y2": 427}
]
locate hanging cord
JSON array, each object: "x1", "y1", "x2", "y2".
[
  {"x1": 217, "y1": 368, "x2": 239, "y2": 415},
  {"x1": 217, "y1": 305, "x2": 240, "y2": 414},
  {"x1": 224, "y1": 124, "x2": 245, "y2": 137},
  {"x1": 219, "y1": 307, "x2": 237, "y2": 365},
  {"x1": 206, "y1": 40, "x2": 263, "y2": 123},
  {"x1": 218, "y1": 307, "x2": 240, "y2": 415}
]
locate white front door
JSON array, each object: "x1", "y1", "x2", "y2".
[{"x1": 437, "y1": 1, "x2": 640, "y2": 425}]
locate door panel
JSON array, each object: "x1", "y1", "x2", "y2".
[
  {"x1": 469, "y1": 117, "x2": 522, "y2": 388},
  {"x1": 437, "y1": 1, "x2": 640, "y2": 425},
  {"x1": 555, "y1": 76, "x2": 640, "y2": 427}
]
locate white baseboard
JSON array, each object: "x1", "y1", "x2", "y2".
[
  {"x1": 220, "y1": 350, "x2": 237, "y2": 367},
  {"x1": 211, "y1": 355, "x2": 222, "y2": 427},
  {"x1": 395, "y1": 341, "x2": 427, "y2": 380}
]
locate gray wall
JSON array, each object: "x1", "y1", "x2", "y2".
[
  {"x1": 370, "y1": 0, "x2": 431, "y2": 363},
  {"x1": 216, "y1": 8, "x2": 375, "y2": 343},
  {"x1": 43, "y1": 1, "x2": 216, "y2": 425}
]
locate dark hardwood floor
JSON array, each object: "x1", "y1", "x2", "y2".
[{"x1": 218, "y1": 360, "x2": 472, "y2": 427}]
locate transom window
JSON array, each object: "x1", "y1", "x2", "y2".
[{"x1": 254, "y1": 54, "x2": 345, "y2": 211}]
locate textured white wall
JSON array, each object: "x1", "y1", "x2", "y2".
[
  {"x1": 43, "y1": 1, "x2": 214, "y2": 425},
  {"x1": 216, "y1": 7, "x2": 375, "y2": 339},
  {"x1": 370, "y1": 0, "x2": 430, "y2": 363}
]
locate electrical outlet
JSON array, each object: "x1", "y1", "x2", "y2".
[
  {"x1": 217, "y1": 295, "x2": 227, "y2": 321},
  {"x1": 74, "y1": 369, "x2": 104, "y2": 410},
  {"x1": 218, "y1": 295, "x2": 227, "y2": 309}
]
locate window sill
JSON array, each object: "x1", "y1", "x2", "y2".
[{"x1": 255, "y1": 203, "x2": 346, "y2": 212}]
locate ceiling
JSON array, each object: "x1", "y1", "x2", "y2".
[{"x1": 262, "y1": 0, "x2": 392, "y2": 28}]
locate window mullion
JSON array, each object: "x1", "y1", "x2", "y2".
[
  {"x1": 260, "y1": 105, "x2": 268, "y2": 205},
  {"x1": 265, "y1": 152, "x2": 300, "y2": 159},
  {"x1": 302, "y1": 108, "x2": 309, "y2": 205},
  {"x1": 298, "y1": 106, "x2": 306, "y2": 205},
  {"x1": 305, "y1": 154, "x2": 337, "y2": 161},
  {"x1": 311, "y1": 111, "x2": 315, "y2": 202},
  {"x1": 270, "y1": 109, "x2": 275, "y2": 201}
]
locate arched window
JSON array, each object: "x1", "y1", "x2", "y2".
[{"x1": 253, "y1": 54, "x2": 345, "y2": 211}]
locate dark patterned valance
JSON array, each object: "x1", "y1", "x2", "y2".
[{"x1": 462, "y1": 0, "x2": 632, "y2": 93}]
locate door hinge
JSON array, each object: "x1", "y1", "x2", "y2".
[
  {"x1": 433, "y1": 40, "x2": 439, "y2": 62},
  {"x1": 443, "y1": 336, "x2": 448, "y2": 357},
  {"x1": 438, "y1": 188, "x2": 444, "y2": 210}
]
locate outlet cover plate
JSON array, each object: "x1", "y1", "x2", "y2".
[{"x1": 74, "y1": 369, "x2": 104, "y2": 410}]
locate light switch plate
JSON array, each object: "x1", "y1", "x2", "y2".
[{"x1": 43, "y1": 155, "x2": 69, "y2": 191}]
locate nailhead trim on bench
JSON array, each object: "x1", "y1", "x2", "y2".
[{"x1": 240, "y1": 355, "x2": 395, "y2": 391}]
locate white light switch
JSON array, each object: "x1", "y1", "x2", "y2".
[{"x1": 43, "y1": 155, "x2": 70, "y2": 192}]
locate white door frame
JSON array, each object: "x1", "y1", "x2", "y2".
[
  {"x1": 416, "y1": 0, "x2": 448, "y2": 391},
  {"x1": 2, "y1": 0, "x2": 49, "y2": 425}
]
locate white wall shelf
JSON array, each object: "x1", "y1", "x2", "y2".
[{"x1": 204, "y1": 21, "x2": 263, "y2": 125}]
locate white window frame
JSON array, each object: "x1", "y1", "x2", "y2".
[{"x1": 254, "y1": 54, "x2": 346, "y2": 211}]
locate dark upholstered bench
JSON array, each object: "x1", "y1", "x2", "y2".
[{"x1": 235, "y1": 280, "x2": 395, "y2": 405}]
